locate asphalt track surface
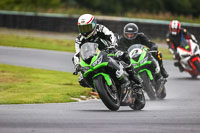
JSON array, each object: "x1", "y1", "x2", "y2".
[{"x1": 0, "y1": 46, "x2": 200, "y2": 133}]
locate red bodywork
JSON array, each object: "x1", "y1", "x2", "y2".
[{"x1": 178, "y1": 40, "x2": 200, "y2": 77}]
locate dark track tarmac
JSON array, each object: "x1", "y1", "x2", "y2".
[{"x1": 0, "y1": 46, "x2": 200, "y2": 133}]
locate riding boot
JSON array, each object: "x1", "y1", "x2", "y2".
[
  {"x1": 157, "y1": 57, "x2": 169, "y2": 78},
  {"x1": 116, "y1": 71, "x2": 131, "y2": 88},
  {"x1": 126, "y1": 64, "x2": 143, "y2": 84},
  {"x1": 153, "y1": 51, "x2": 169, "y2": 78},
  {"x1": 160, "y1": 64, "x2": 169, "y2": 78},
  {"x1": 174, "y1": 62, "x2": 184, "y2": 72},
  {"x1": 125, "y1": 64, "x2": 144, "y2": 100},
  {"x1": 116, "y1": 69, "x2": 131, "y2": 96}
]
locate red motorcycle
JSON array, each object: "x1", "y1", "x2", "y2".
[{"x1": 176, "y1": 39, "x2": 200, "y2": 78}]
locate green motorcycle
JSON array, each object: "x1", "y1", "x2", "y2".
[
  {"x1": 127, "y1": 44, "x2": 167, "y2": 100},
  {"x1": 74, "y1": 42, "x2": 145, "y2": 111}
]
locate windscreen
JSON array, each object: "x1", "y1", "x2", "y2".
[
  {"x1": 180, "y1": 39, "x2": 190, "y2": 51},
  {"x1": 127, "y1": 44, "x2": 144, "y2": 58},
  {"x1": 80, "y1": 42, "x2": 98, "y2": 60}
]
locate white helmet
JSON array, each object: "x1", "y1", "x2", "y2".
[
  {"x1": 169, "y1": 20, "x2": 181, "y2": 35},
  {"x1": 77, "y1": 14, "x2": 96, "y2": 39}
]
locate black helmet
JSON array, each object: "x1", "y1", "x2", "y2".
[{"x1": 123, "y1": 23, "x2": 138, "y2": 40}]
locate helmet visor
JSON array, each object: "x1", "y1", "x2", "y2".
[
  {"x1": 124, "y1": 32, "x2": 136, "y2": 40},
  {"x1": 78, "y1": 24, "x2": 93, "y2": 33},
  {"x1": 171, "y1": 28, "x2": 178, "y2": 35}
]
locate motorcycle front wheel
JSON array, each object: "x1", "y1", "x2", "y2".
[
  {"x1": 93, "y1": 75, "x2": 120, "y2": 111},
  {"x1": 193, "y1": 59, "x2": 200, "y2": 73},
  {"x1": 140, "y1": 72, "x2": 157, "y2": 100},
  {"x1": 157, "y1": 85, "x2": 167, "y2": 99}
]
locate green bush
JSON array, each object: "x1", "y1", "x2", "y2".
[
  {"x1": 0, "y1": 0, "x2": 61, "y2": 11},
  {"x1": 0, "y1": 0, "x2": 199, "y2": 19}
]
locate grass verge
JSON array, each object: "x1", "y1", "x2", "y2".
[
  {"x1": 0, "y1": 64, "x2": 90, "y2": 104},
  {"x1": 0, "y1": 34, "x2": 75, "y2": 52},
  {"x1": 0, "y1": 33, "x2": 172, "y2": 59},
  {"x1": 158, "y1": 47, "x2": 173, "y2": 60}
]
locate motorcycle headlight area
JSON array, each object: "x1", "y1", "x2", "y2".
[
  {"x1": 80, "y1": 66, "x2": 90, "y2": 72},
  {"x1": 92, "y1": 55, "x2": 103, "y2": 67},
  {"x1": 140, "y1": 56, "x2": 148, "y2": 64},
  {"x1": 132, "y1": 63, "x2": 138, "y2": 67}
]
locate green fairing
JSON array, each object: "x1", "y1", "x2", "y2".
[
  {"x1": 139, "y1": 50, "x2": 147, "y2": 62},
  {"x1": 130, "y1": 48, "x2": 153, "y2": 80},
  {"x1": 138, "y1": 69, "x2": 154, "y2": 80},
  {"x1": 131, "y1": 60, "x2": 153, "y2": 80},
  {"x1": 80, "y1": 49, "x2": 101, "y2": 67},
  {"x1": 130, "y1": 49, "x2": 147, "y2": 65},
  {"x1": 108, "y1": 54, "x2": 116, "y2": 57},
  {"x1": 130, "y1": 58, "x2": 137, "y2": 64},
  {"x1": 90, "y1": 50, "x2": 101, "y2": 65},
  {"x1": 133, "y1": 60, "x2": 152, "y2": 69},
  {"x1": 93, "y1": 73, "x2": 112, "y2": 86},
  {"x1": 83, "y1": 62, "x2": 109, "y2": 78},
  {"x1": 79, "y1": 48, "x2": 112, "y2": 87},
  {"x1": 79, "y1": 48, "x2": 109, "y2": 78},
  {"x1": 80, "y1": 58, "x2": 89, "y2": 67}
]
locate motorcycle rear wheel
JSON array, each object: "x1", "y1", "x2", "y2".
[{"x1": 94, "y1": 75, "x2": 120, "y2": 111}]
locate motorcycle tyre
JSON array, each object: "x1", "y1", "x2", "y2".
[
  {"x1": 140, "y1": 72, "x2": 157, "y2": 100},
  {"x1": 94, "y1": 75, "x2": 120, "y2": 111}
]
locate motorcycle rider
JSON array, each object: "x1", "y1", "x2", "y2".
[
  {"x1": 118, "y1": 23, "x2": 169, "y2": 78},
  {"x1": 72, "y1": 14, "x2": 142, "y2": 95},
  {"x1": 166, "y1": 20, "x2": 199, "y2": 72}
]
